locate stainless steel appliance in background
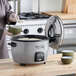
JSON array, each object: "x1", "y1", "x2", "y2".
[{"x1": 58, "y1": 20, "x2": 76, "y2": 53}]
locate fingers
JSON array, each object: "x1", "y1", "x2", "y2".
[
  {"x1": 12, "y1": 34, "x2": 20, "y2": 37},
  {"x1": 9, "y1": 13, "x2": 19, "y2": 22},
  {"x1": 8, "y1": 32, "x2": 13, "y2": 36},
  {"x1": 4, "y1": 30, "x2": 13, "y2": 36}
]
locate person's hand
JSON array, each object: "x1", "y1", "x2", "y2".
[
  {"x1": 11, "y1": 34, "x2": 20, "y2": 37},
  {"x1": 9, "y1": 13, "x2": 19, "y2": 22},
  {"x1": 4, "y1": 30, "x2": 13, "y2": 36}
]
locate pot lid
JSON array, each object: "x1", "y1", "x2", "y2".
[{"x1": 45, "y1": 16, "x2": 64, "y2": 49}]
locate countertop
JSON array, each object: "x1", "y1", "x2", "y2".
[
  {"x1": 0, "y1": 53, "x2": 76, "y2": 76},
  {"x1": 42, "y1": 12, "x2": 76, "y2": 20}
]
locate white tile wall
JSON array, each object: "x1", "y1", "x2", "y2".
[
  {"x1": 32, "y1": 0, "x2": 62, "y2": 13},
  {"x1": 9, "y1": 0, "x2": 63, "y2": 13}
]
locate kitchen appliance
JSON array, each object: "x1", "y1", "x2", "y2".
[
  {"x1": 58, "y1": 20, "x2": 76, "y2": 53},
  {"x1": 8, "y1": 16, "x2": 64, "y2": 65},
  {"x1": 13, "y1": 12, "x2": 49, "y2": 35},
  {"x1": 8, "y1": 35, "x2": 49, "y2": 65}
]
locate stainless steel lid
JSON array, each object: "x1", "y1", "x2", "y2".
[{"x1": 45, "y1": 16, "x2": 64, "y2": 49}]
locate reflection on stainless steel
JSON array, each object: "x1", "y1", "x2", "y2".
[
  {"x1": 45, "y1": 16, "x2": 64, "y2": 49},
  {"x1": 58, "y1": 20, "x2": 76, "y2": 52},
  {"x1": 63, "y1": 20, "x2": 76, "y2": 24}
]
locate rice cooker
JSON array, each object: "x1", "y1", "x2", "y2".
[{"x1": 8, "y1": 16, "x2": 64, "y2": 65}]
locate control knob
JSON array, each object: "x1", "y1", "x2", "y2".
[
  {"x1": 24, "y1": 29, "x2": 29, "y2": 34},
  {"x1": 37, "y1": 28, "x2": 43, "y2": 33}
]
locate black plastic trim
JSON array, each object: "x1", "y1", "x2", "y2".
[{"x1": 11, "y1": 35, "x2": 49, "y2": 42}]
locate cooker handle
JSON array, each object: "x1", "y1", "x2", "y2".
[{"x1": 8, "y1": 42, "x2": 17, "y2": 47}]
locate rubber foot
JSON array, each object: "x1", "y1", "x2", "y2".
[
  {"x1": 20, "y1": 64, "x2": 26, "y2": 66},
  {"x1": 44, "y1": 62, "x2": 46, "y2": 64}
]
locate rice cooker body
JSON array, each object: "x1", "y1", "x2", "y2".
[
  {"x1": 11, "y1": 39, "x2": 49, "y2": 64},
  {"x1": 9, "y1": 15, "x2": 64, "y2": 65}
]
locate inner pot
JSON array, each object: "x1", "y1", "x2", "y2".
[{"x1": 10, "y1": 35, "x2": 49, "y2": 65}]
